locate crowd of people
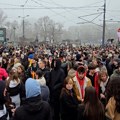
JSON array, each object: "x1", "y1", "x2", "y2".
[{"x1": 0, "y1": 44, "x2": 120, "y2": 120}]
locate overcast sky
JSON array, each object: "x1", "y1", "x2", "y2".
[{"x1": 0, "y1": 0, "x2": 119, "y2": 28}]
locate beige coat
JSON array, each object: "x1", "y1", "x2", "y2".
[
  {"x1": 106, "y1": 97, "x2": 120, "y2": 120},
  {"x1": 73, "y1": 76, "x2": 92, "y2": 101}
]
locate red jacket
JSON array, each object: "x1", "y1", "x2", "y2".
[{"x1": 0, "y1": 67, "x2": 8, "y2": 80}]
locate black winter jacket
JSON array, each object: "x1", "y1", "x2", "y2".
[
  {"x1": 60, "y1": 88, "x2": 79, "y2": 120},
  {"x1": 13, "y1": 95, "x2": 52, "y2": 120}
]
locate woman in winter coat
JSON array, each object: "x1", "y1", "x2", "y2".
[
  {"x1": 6, "y1": 71, "x2": 22, "y2": 108},
  {"x1": 105, "y1": 75, "x2": 120, "y2": 120},
  {"x1": 12, "y1": 57, "x2": 21, "y2": 72},
  {"x1": 17, "y1": 65, "x2": 26, "y2": 84},
  {"x1": 60, "y1": 76, "x2": 80, "y2": 120},
  {"x1": 77, "y1": 86, "x2": 105, "y2": 120},
  {"x1": 7, "y1": 58, "x2": 14, "y2": 73},
  {"x1": 99, "y1": 70, "x2": 110, "y2": 106}
]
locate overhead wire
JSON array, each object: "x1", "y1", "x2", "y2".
[
  {"x1": 0, "y1": 3, "x2": 21, "y2": 7},
  {"x1": 23, "y1": 0, "x2": 29, "y2": 7},
  {"x1": 78, "y1": 12, "x2": 103, "y2": 18},
  {"x1": 0, "y1": 0, "x2": 104, "y2": 27},
  {"x1": 91, "y1": 12, "x2": 103, "y2": 21},
  {"x1": 31, "y1": 0, "x2": 77, "y2": 24},
  {"x1": 0, "y1": 0, "x2": 110, "y2": 28},
  {"x1": 47, "y1": 0, "x2": 103, "y2": 17},
  {"x1": 48, "y1": 0, "x2": 81, "y2": 22},
  {"x1": 37, "y1": 0, "x2": 103, "y2": 8},
  {"x1": 0, "y1": 7, "x2": 103, "y2": 10},
  {"x1": 78, "y1": 16, "x2": 103, "y2": 27},
  {"x1": 48, "y1": 0, "x2": 103, "y2": 28},
  {"x1": 0, "y1": 0, "x2": 104, "y2": 10}
]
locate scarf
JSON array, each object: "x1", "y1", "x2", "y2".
[
  {"x1": 100, "y1": 77, "x2": 109, "y2": 93},
  {"x1": 76, "y1": 72, "x2": 85, "y2": 99},
  {"x1": 94, "y1": 72, "x2": 99, "y2": 95}
]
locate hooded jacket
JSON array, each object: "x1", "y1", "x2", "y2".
[
  {"x1": 13, "y1": 95, "x2": 52, "y2": 120},
  {"x1": 49, "y1": 59, "x2": 65, "y2": 103},
  {"x1": 13, "y1": 78, "x2": 52, "y2": 120},
  {"x1": 25, "y1": 78, "x2": 41, "y2": 98}
]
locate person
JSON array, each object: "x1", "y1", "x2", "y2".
[
  {"x1": 99, "y1": 70, "x2": 110, "y2": 106},
  {"x1": 12, "y1": 78, "x2": 52, "y2": 120},
  {"x1": 105, "y1": 62, "x2": 120, "y2": 103},
  {"x1": 7, "y1": 58, "x2": 14, "y2": 73},
  {"x1": 95, "y1": 58, "x2": 107, "y2": 72},
  {"x1": 6, "y1": 72, "x2": 22, "y2": 108},
  {"x1": 0, "y1": 81, "x2": 8, "y2": 120},
  {"x1": 105, "y1": 76, "x2": 120, "y2": 120},
  {"x1": 27, "y1": 58, "x2": 38, "y2": 79},
  {"x1": 106, "y1": 58, "x2": 120, "y2": 76},
  {"x1": 17, "y1": 65, "x2": 26, "y2": 84},
  {"x1": 77, "y1": 86, "x2": 105, "y2": 120},
  {"x1": 20, "y1": 54, "x2": 29, "y2": 71},
  {"x1": 38, "y1": 59, "x2": 50, "y2": 86},
  {"x1": 12, "y1": 58, "x2": 21, "y2": 72},
  {"x1": 86, "y1": 63, "x2": 99, "y2": 95},
  {"x1": 73, "y1": 66, "x2": 92, "y2": 101},
  {"x1": 2, "y1": 57, "x2": 8, "y2": 70},
  {"x1": 35, "y1": 70, "x2": 50, "y2": 102},
  {"x1": 60, "y1": 76, "x2": 80, "y2": 120},
  {"x1": 0, "y1": 62, "x2": 8, "y2": 81},
  {"x1": 110, "y1": 62, "x2": 120, "y2": 78},
  {"x1": 67, "y1": 61, "x2": 76, "y2": 78},
  {"x1": 49, "y1": 58, "x2": 65, "y2": 120}
]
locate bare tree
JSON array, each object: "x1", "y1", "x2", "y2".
[
  {"x1": 36, "y1": 16, "x2": 63, "y2": 43},
  {"x1": 0, "y1": 9, "x2": 7, "y2": 27},
  {"x1": 5, "y1": 20, "x2": 19, "y2": 42},
  {"x1": 37, "y1": 16, "x2": 51, "y2": 41}
]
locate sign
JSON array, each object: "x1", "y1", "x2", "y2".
[{"x1": 0, "y1": 28, "x2": 6, "y2": 42}]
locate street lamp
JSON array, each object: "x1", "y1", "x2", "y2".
[
  {"x1": 18, "y1": 15, "x2": 29, "y2": 40},
  {"x1": 13, "y1": 27, "x2": 16, "y2": 47}
]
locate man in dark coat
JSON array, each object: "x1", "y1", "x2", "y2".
[
  {"x1": 49, "y1": 58, "x2": 65, "y2": 120},
  {"x1": 12, "y1": 78, "x2": 52, "y2": 120}
]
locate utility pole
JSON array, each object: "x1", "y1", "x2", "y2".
[
  {"x1": 18, "y1": 15, "x2": 29, "y2": 40},
  {"x1": 23, "y1": 18, "x2": 25, "y2": 39},
  {"x1": 13, "y1": 27, "x2": 16, "y2": 48},
  {"x1": 102, "y1": 0, "x2": 106, "y2": 48}
]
